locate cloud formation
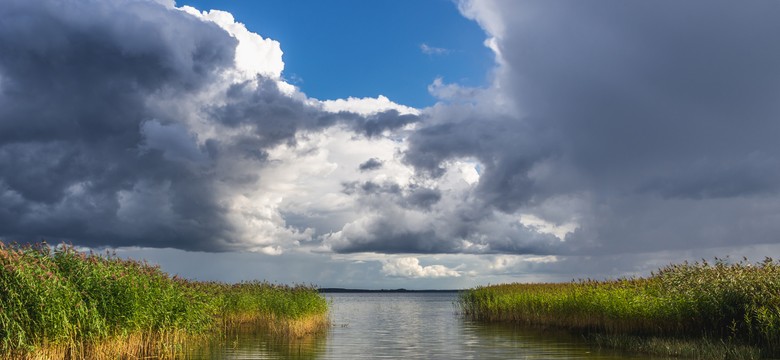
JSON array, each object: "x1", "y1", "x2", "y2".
[
  {"x1": 382, "y1": 257, "x2": 461, "y2": 278},
  {"x1": 0, "y1": 0, "x2": 417, "y2": 252},
  {"x1": 3, "y1": 0, "x2": 780, "y2": 281},
  {"x1": 392, "y1": 0, "x2": 780, "y2": 256},
  {"x1": 326, "y1": 0, "x2": 780, "y2": 260}
]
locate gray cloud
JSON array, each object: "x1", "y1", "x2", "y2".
[
  {"x1": 341, "y1": 181, "x2": 441, "y2": 211},
  {"x1": 359, "y1": 110, "x2": 419, "y2": 138},
  {"x1": 358, "y1": 158, "x2": 383, "y2": 172},
  {"x1": 342, "y1": 181, "x2": 400, "y2": 196},
  {"x1": 492, "y1": 1, "x2": 780, "y2": 201},
  {"x1": 335, "y1": 228, "x2": 444, "y2": 254},
  {"x1": 404, "y1": 186, "x2": 442, "y2": 210}
]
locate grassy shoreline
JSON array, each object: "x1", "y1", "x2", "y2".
[
  {"x1": 0, "y1": 242, "x2": 329, "y2": 359},
  {"x1": 459, "y1": 259, "x2": 780, "y2": 359}
]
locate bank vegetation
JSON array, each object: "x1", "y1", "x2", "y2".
[
  {"x1": 0, "y1": 242, "x2": 328, "y2": 359},
  {"x1": 460, "y1": 258, "x2": 780, "y2": 359}
]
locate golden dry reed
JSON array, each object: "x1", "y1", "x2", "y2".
[
  {"x1": 0, "y1": 241, "x2": 329, "y2": 359},
  {"x1": 459, "y1": 258, "x2": 780, "y2": 358}
]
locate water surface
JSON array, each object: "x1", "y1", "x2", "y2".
[{"x1": 191, "y1": 292, "x2": 664, "y2": 359}]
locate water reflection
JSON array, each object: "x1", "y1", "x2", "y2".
[
  {"x1": 460, "y1": 321, "x2": 652, "y2": 359},
  {"x1": 187, "y1": 292, "x2": 665, "y2": 359}
]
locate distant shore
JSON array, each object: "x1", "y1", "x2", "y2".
[{"x1": 319, "y1": 288, "x2": 461, "y2": 293}]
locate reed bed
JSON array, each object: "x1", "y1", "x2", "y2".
[
  {"x1": 0, "y1": 241, "x2": 329, "y2": 359},
  {"x1": 200, "y1": 280, "x2": 329, "y2": 337},
  {"x1": 459, "y1": 258, "x2": 780, "y2": 358}
]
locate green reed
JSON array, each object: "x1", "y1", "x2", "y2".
[
  {"x1": 0, "y1": 241, "x2": 328, "y2": 357},
  {"x1": 459, "y1": 258, "x2": 780, "y2": 357}
]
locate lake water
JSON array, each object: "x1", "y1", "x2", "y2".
[{"x1": 190, "y1": 292, "x2": 663, "y2": 359}]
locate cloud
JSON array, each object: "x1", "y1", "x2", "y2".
[
  {"x1": 427, "y1": 78, "x2": 480, "y2": 101},
  {"x1": 320, "y1": 95, "x2": 420, "y2": 116},
  {"x1": 381, "y1": 257, "x2": 461, "y2": 278},
  {"x1": 380, "y1": 0, "x2": 780, "y2": 257},
  {"x1": 519, "y1": 214, "x2": 577, "y2": 241},
  {"x1": 179, "y1": 6, "x2": 284, "y2": 81},
  {"x1": 325, "y1": 169, "x2": 563, "y2": 255},
  {"x1": 5, "y1": 0, "x2": 780, "y2": 287},
  {"x1": 140, "y1": 120, "x2": 208, "y2": 163},
  {"x1": 358, "y1": 158, "x2": 383, "y2": 172},
  {"x1": 0, "y1": 0, "x2": 418, "y2": 252},
  {"x1": 420, "y1": 43, "x2": 450, "y2": 56}
]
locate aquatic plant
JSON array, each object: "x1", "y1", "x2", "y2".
[
  {"x1": 0, "y1": 241, "x2": 328, "y2": 359},
  {"x1": 459, "y1": 258, "x2": 780, "y2": 358}
]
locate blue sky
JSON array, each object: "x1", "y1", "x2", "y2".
[{"x1": 179, "y1": 0, "x2": 493, "y2": 108}]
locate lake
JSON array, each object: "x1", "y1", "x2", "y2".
[{"x1": 190, "y1": 292, "x2": 663, "y2": 359}]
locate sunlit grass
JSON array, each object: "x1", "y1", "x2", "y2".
[
  {"x1": 0, "y1": 241, "x2": 328, "y2": 359},
  {"x1": 459, "y1": 258, "x2": 780, "y2": 358}
]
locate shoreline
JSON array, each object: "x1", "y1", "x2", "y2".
[{"x1": 319, "y1": 288, "x2": 462, "y2": 293}]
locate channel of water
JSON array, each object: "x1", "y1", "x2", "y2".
[{"x1": 189, "y1": 292, "x2": 667, "y2": 359}]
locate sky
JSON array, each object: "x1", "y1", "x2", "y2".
[
  {"x1": 179, "y1": 0, "x2": 494, "y2": 108},
  {"x1": 2, "y1": 0, "x2": 780, "y2": 289}
]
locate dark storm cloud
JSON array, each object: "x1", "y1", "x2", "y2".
[
  {"x1": 0, "y1": 0, "x2": 240, "y2": 250},
  {"x1": 490, "y1": 0, "x2": 780, "y2": 201},
  {"x1": 414, "y1": 0, "x2": 780, "y2": 201},
  {"x1": 390, "y1": 0, "x2": 780, "y2": 255},
  {"x1": 358, "y1": 158, "x2": 383, "y2": 172},
  {"x1": 334, "y1": 228, "x2": 444, "y2": 254},
  {"x1": 0, "y1": 0, "x2": 418, "y2": 251}
]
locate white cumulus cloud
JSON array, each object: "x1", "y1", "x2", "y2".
[
  {"x1": 382, "y1": 257, "x2": 461, "y2": 278},
  {"x1": 180, "y1": 6, "x2": 284, "y2": 80},
  {"x1": 320, "y1": 95, "x2": 420, "y2": 116}
]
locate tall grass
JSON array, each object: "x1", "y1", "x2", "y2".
[
  {"x1": 197, "y1": 280, "x2": 329, "y2": 337},
  {"x1": 0, "y1": 241, "x2": 328, "y2": 359},
  {"x1": 459, "y1": 258, "x2": 780, "y2": 358}
]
